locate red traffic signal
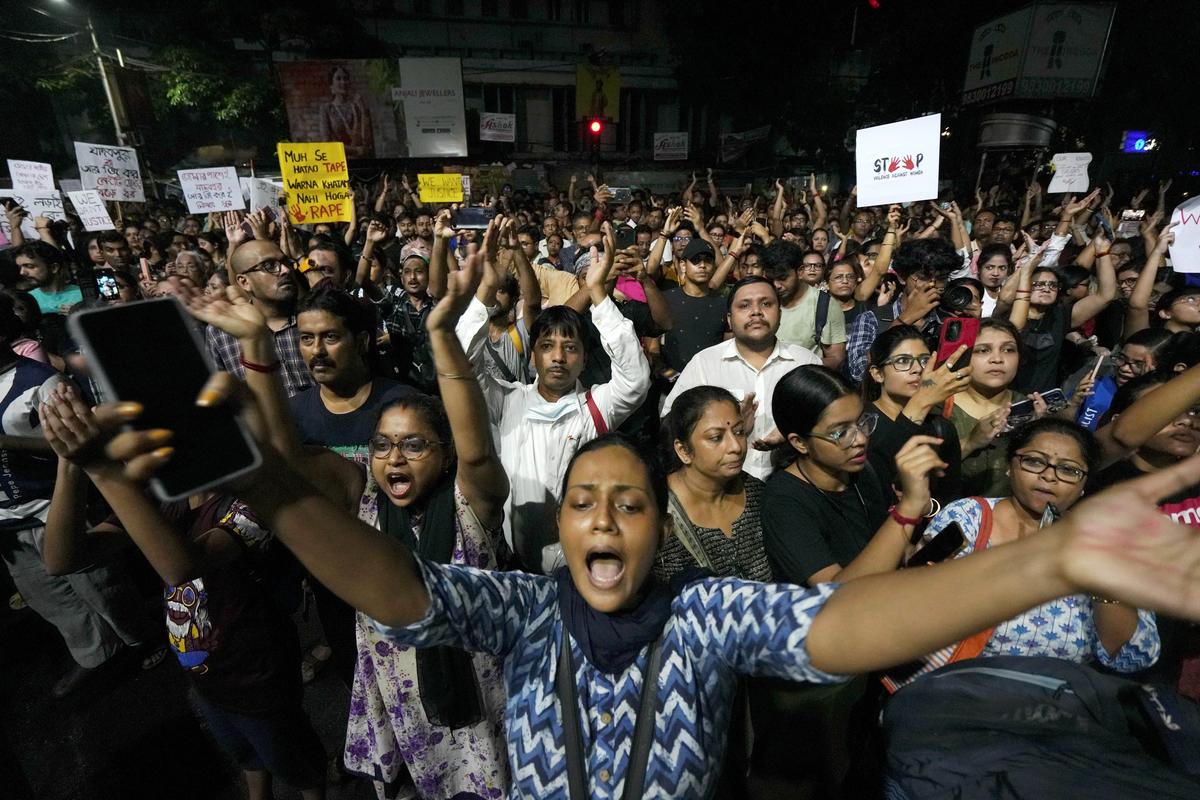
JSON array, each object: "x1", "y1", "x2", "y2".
[{"x1": 588, "y1": 119, "x2": 603, "y2": 135}]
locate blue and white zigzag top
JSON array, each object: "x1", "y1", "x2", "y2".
[{"x1": 375, "y1": 558, "x2": 845, "y2": 800}]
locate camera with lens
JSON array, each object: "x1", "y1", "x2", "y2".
[{"x1": 940, "y1": 284, "x2": 975, "y2": 316}]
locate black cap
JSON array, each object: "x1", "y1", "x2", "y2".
[{"x1": 682, "y1": 239, "x2": 716, "y2": 262}]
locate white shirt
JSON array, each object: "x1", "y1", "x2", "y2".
[
  {"x1": 661, "y1": 338, "x2": 821, "y2": 481},
  {"x1": 458, "y1": 296, "x2": 651, "y2": 562}
]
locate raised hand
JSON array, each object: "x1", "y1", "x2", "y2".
[
  {"x1": 433, "y1": 208, "x2": 456, "y2": 240},
  {"x1": 1057, "y1": 452, "x2": 1200, "y2": 618},
  {"x1": 912, "y1": 346, "x2": 972, "y2": 407},
  {"x1": 366, "y1": 218, "x2": 389, "y2": 243},
  {"x1": 428, "y1": 251, "x2": 482, "y2": 332},
  {"x1": 662, "y1": 206, "x2": 684, "y2": 236},
  {"x1": 40, "y1": 382, "x2": 128, "y2": 480},
  {"x1": 177, "y1": 281, "x2": 269, "y2": 341},
  {"x1": 1061, "y1": 189, "x2": 1100, "y2": 219},
  {"x1": 1153, "y1": 221, "x2": 1176, "y2": 255},
  {"x1": 893, "y1": 435, "x2": 948, "y2": 518},
  {"x1": 1130, "y1": 187, "x2": 1150, "y2": 210}
]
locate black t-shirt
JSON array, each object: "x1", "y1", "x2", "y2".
[
  {"x1": 762, "y1": 461, "x2": 891, "y2": 586},
  {"x1": 662, "y1": 287, "x2": 728, "y2": 372},
  {"x1": 867, "y1": 408, "x2": 963, "y2": 506},
  {"x1": 288, "y1": 378, "x2": 416, "y2": 465},
  {"x1": 1016, "y1": 304, "x2": 1069, "y2": 394}
]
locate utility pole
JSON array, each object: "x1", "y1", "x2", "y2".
[{"x1": 88, "y1": 15, "x2": 125, "y2": 146}]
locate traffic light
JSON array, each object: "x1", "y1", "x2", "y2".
[{"x1": 588, "y1": 118, "x2": 604, "y2": 136}]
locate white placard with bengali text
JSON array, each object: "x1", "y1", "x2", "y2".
[
  {"x1": 855, "y1": 114, "x2": 942, "y2": 208},
  {"x1": 67, "y1": 189, "x2": 116, "y2": 231},
  {"x1": 177, "y1": 167, "x2": 245, "y2": 214},
  {"x1": 1048, "y1": 152, "x2": 1092, "y2": 194},
  {"x1": 7, "y1": 160, "x2": 55, "y2": 192},
  {"x1": 1169, "y1": 196, "x2": 1200, "y2": 274},
  {"x1": 73, "y1": 141, "x2": 144, "y2": 202},
  {"x1": 0, "y1": 189, "x2": 66, "y2": 240}
]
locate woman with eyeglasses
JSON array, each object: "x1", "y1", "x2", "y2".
[
  {"x1": 757, "y1": 364, "x2": 945, "y2": 796},
  {"x1": 186, "y1": 260, "x2": 511, "y2": 797},
  {"x1": 1067, "y1": 327, "x2": 1171, "y2": 431},
  {"x1": 763, "y1": 365, "x2": 944, "y2": 588},
  {"x1": 893, "y1": 418, "x2": 1159, "y2": 689},
  {"x1": 863, "y1": 325, "x2": 968, "y2": 505}
]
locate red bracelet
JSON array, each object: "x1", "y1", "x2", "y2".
[
  {"x1": 889, "y1": 505, "x2": 923, "y2": 527},
  {"x1": 239, "y1": 355, "x2": 281, "y2": 373}
]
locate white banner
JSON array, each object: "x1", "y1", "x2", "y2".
[
  {"x1": 962, "y1": 7, "x2": 1033, "y2": 104},
  {"x1": 1169, "y1": 196, "x2": 1200, "y2": 274},
  {"x1": 66, "y1": 189, "x2": 116, "y2": 231},
  {"x1": 479, "y1": 112, "x2": 516, "y2": 143},
  {"x1": 73, "y1": 141, "x2": 144, "y2": 202},
  {"x1": 0, "y1": 189, "x2": 65, "y2": 240},
  {"x1": 653, "y1": 132, "x2": 689, "y2": 161},
  {"x1": 1047, "y1": 152, "x2": 1092, "y2": 194},
  {"x1": 177, "y1": 167, "x2": 245, "y2": 214},
  {"x1": 393, "y1": 58, "x2": 468, "y2": 158},
  {"x1": 240, "y1": 177, "x2": 286, "y2": 213},
  {"x1": 1017, "y1": 3, "x2": 1115, "y2": 98},
  {"x1": 7, "y1": 159, "x2": 55, "y2": 192},
  {"x1": 855, "y1": 113, "x2": 942, "y2": 208}
]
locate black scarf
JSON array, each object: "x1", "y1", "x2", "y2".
[
  {"x1": 378, "y1": 477, "x2": 483, "y2": 729},
  {"x1": 555, "y1": 567, "x2": 676, "y2": 675}
]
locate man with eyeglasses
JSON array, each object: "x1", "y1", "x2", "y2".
[
  {"x1": 206, "y1": 239, "x2": 312, "y2": 397},
  {"x1": 847, "y1": 238, "x2": 960, "y2": 382},
  {"x1": 763, "y1": 241, "x2": 846, "y2": 370}
]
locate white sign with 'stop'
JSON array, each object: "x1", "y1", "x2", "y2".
[
  {"x1": 67, "y1": 189, "x2": 116, "y2": 231},
  {"x1": 1169, "y1": 196, "x2": 1200, "y2": 274},
  {"x1": 1048, "y1": 153, "x2": 1092, "y2": 194},
  {"x1": 178, "y1": 167, "x2": 245, "y2": 214},
  {"x1": 855, "y1": 113, "x2": 942, "y2": 208},
  {"x1": 479, "y1": 112, "x2": 516, "y2": 143},
  {"x1": 7, "y1": 160, "x2": 55, "y2": 192}
]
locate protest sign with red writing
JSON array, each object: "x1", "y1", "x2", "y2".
[
  {"x1": 276, "y1": 142, "x2": 352, "y2": 223},
  {"x1": 177, "y1": 167, "x2": 245, "y2": 214},
  {"x1": 73, "y1": 142, "x2": 145, "y2": 203}
]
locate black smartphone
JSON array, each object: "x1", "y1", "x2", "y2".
[
  {"x1": 615, "y1": 225, "x2": 638, "y2": 250},
  {"x1": 610, "y1": 187, "x2": 633, "y2": 204},
  {"x1": 95, "y1": 269, "x2": 120, "y2": 300},
  {"x1": 905, "y1": 523, "x2": 967, "y2": 568},
  {"x1": 68, "y1": 298, "x2": 262, "y2": 502},
  {"x1": 451, "y1": 207, "x2": 496, "y2": 230},
  {"x1": 1005, "y1": 388, "x2": 1068, "y2": 433},
  {"x1": 1093, "y1": 211, "x2": 1114, "y2": 241}
]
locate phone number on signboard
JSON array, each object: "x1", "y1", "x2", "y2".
[{"x1": 962, "y1": 80, "x2": 1016, "y2": 105}]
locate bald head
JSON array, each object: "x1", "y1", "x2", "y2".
[
  {"x1": 231, "y1": 240, "x2": 285, "y2": 274},
  {"x1": 230, "y1": 240, "x2": 297, "y2": 312}
]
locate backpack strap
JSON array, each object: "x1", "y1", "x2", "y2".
[
  {"x1": 946, "y1": 498, "x2": 996, "y2": 662},
  {"x1": 585, "y1": 389, "x2": 608, "y2": 435},
  {"x1": 814, "y1": 290, "x2": 831, "y2": 349},
  {"x1": 508, "y1": 324, "x2": 524, "y2": 357}
]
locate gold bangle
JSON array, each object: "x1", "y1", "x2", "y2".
[{"x1": 437, "y1": 370, "x2": 476, "y2": 380}]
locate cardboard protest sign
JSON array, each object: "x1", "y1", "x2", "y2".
[
  {"x1": 7, "y1": 160, "x2": 55, "y2": 192},
  {"x1": 418, "y1": 173, "x2": 463, "y2": 204},
  {"x1": 1048, "y1": 153, "x2": 1092, "y2": 194},
  {"x1": 177, "y1": 167, "x2": 245, "y2": 214},
  {"x1": 241, "y1": 177, "x2": 286, "y2": 213},
  {"x1": 0, "y1": 189, "x2": 65, "y2": 241},
  {"x1": 855, "y1": 113, "x2": 941, "y2": 208},
  {"x1": 1169, "y1": 196, "x2": 1200, "y2": 274},
  {"x1": 73, "y1": 141, "x2": 145, "y2": 202},
  {"x1": 66, "y1": 190, "x2": 116, "y2": 231},
  {"x1": 276, "y1": 142, "x2": 352, "y2": 224}
]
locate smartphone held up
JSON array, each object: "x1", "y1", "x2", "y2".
[{"x1": 68, "y1": 298, "x2": 262, "y2": 502}]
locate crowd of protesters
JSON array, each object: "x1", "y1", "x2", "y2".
[{"x1": 2, "y1": 164, "x2": 1200, "y2": 800}]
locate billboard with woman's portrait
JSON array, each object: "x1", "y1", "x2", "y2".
[{"x1": 277, "y1": 59, "x2": 404, "y2": 159}]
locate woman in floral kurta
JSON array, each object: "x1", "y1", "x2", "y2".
[{"x1": 344, "y1": 485, "x2": 509, "y2": 799}]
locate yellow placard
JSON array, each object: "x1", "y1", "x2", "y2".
[
  {"x1": 418, "y1": 173, "x2": 464, "y2": 204},
  {"x1": 576, "y1": 64, "x2": 621, "y2": 122},
  {"x1": 276, "y1": 141, "x2": 353, "y2": 224}
]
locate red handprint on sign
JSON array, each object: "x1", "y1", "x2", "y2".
[
  {"x1": 902, "y1": 155, "x2": 916, "y2": 170},
  {"x1": 289, "y1": 203, "x2": 307, "y2": 223},
  {"x1": 887, "y1": 157, "x2": 901, "y2": 173}
]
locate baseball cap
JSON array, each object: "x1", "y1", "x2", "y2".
[{"x1": 682, "y1": 239, "x2": 716, "y2": 262}]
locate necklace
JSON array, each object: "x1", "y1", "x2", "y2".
[{"x1": 794, "y1": 460, "x2": 869, "y2": 522}]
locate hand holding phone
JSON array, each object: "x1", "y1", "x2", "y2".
[
  {"x1": 937, "y1": 317, "x2": 980, "y2": 372},
  {"x1": 68, "y1": 298, "x2": 262, "y2": 501},
  {"x1": 905, "y1": 523, "x2": 966, "y2": 567}
]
